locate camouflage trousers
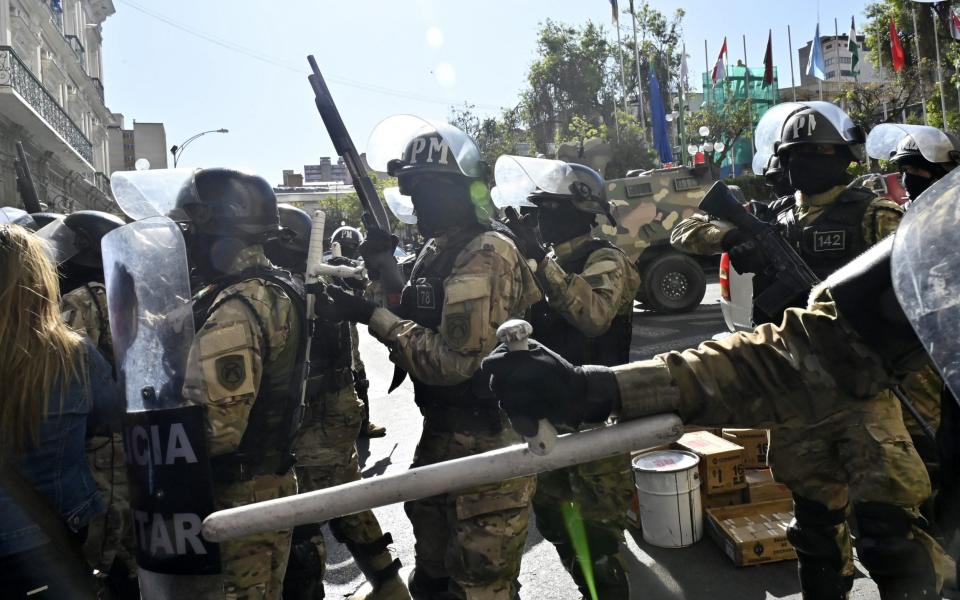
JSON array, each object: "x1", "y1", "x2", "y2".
[
  {"x1": 406, "y1": 415, "x2": 535, "y2": 600},
  {"x1": 291, "y1": 383, "x2": 392, "y2": 581},
  {"x1": 533, "y1": 453, "x2": 634, "y2": 599},
  {"x1": 83, "y1": 434, "x2": 137, "y2": 576},
  {"x1": 768, "y1": 395, "x2": 955, "y2": 590},
  {"x1": 215, "y1": 472, "x2": 297, "y2": 600},
  {"x1": 898, "y1": 365, "x2": 943, "y2": 462}
]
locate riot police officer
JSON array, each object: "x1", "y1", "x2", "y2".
[
  {"x1": 330, "y1": 224, "x2": 386, "y2": 438},
  {"x1": 174, "y1": 168, "x2": 307, "y2": 599},
  {"x1": 55, "y1": 210, "x2": 140, "y2": 598},
  {"x1": 867, "y1": 123, "x2": 960, "y2": 203},
  {"x1": 319, "y1": 116, "x2": 541, "y2": 599},
  {"x1": 266, "y1": 205, "x2": 408, "y2": 600},
  {"x1": 496, "y1": 156, "x2": 640, "y2": 599}
]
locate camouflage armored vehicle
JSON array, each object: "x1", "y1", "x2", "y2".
[{"x1": 596, "y1": 165, "x2": 712, "y2": 313}]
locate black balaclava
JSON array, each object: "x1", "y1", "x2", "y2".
[
  {"x1": 902, "y1": 172, "x2": 935, "y2": 200},
  {"x1": 786, "y1": 148, "x2": 853, "y2": 195},
  {"x1": 534, "y1": 197, "x2": 594, "y2": 246},
  {"x1": 407, "y1": 175, "x2": 478, "y2": 239},
  {"x1": 185, "y1": 233, "x2": 247, "y2": 285}
]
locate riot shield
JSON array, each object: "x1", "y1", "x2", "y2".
[
  {"x1": 492, "y1": 155, "x2": 569, "y2": 209},
  {"x1": 110, "y1": 168, "x2": 196, "y2": 221},
  {"x1": 866, "y1": 123, "x2": 959, "y2": 164},
  {"x1": 366, "y1": 114, "x2": 485, "y2": 177},
  {"x1": 891, "y1": 167, "x2": 960, "y2": 402},
  {"x1": 102, "y1": 217, "x2": 222, "y2": 598},
  {"x1": 35, "y1": 218, "x2": 80, "y2": 264},
  {"x1": 751, "y1": 100, "x2": 861, "y2": 174}
]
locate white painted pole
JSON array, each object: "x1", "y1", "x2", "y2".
[
  {"x1": 932, "y1": 7, "x2": 948, "y2": 126},
  {"x1": 202, "y1": 413, "x2": 684, "y2": 542},
  {"x1": 788, "y1": 25, "x2": 797, "y2": 101},
  {"x1": 912, "y1": 6, "x2": 929, "y2": 125}
]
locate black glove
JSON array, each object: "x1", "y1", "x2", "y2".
[
  {"x1": 721, "y1": 229, "x2": 768, "y2": 275},
  {"x1": 315, "y1": 285, "x2": 376, "y2": 324},
  {"x1": 504, "y1": 207, "x2": 547, "y2": 263},
  {"x1": 327, "y1": 255, "x2": 359, "y2": 267},
  {"x1": 480, "y1": 340, "x2": 620, "y2": 435},
  {"x1": 358, "y1": 228, "x2": 399, "y2": 281}
]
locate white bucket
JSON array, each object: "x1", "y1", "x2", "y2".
[{"x1": 632, "y1": 450, "x2": 703, "y2": 548}]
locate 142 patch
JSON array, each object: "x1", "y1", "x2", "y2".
[
  {"x1": 812, "y1": 230, "x2": 846, "y2": 252},
  {"x1": 215, "y1": 354, "x2": 247, "y2": 391}
]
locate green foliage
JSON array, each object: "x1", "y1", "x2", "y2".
[
  {"x1": 686, "y1": 100, "x2": 753, "y2": 178},
  {"x1": 449, "y1": 103, "x2": 536, "y2": 166}
]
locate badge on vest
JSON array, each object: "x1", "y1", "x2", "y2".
[
  {"x1": 416, "y1": 281, "x2": 436, "y2": 309},
  {"x1": 812, "y1": 230, "x2": 846, "y2": 252}
]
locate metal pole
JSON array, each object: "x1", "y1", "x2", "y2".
[
  {"x1": 615, "y1": 17, "x2": 629, "y2": 139},
  {"x1": 878, "y1": 36, "x2": 889, "y2": 120},
  {"x1": 912, "y1": 5, "x2": 929, "y2": 125},
  {"x1": 788, "y1": 25, "x2": 797, "y2": 101},
  {"x1": 834, "y1": 18, "x2": 843, "y2": 106},
  {"x1": 743, "y1": 34, "x2": 754, "y2": 170},
  {"x1": 202, "y1": 414, "x2": 684, "y2": 542},
  {"x1": 933, "y1": 7, "x2": 948, "y2": 126},
  {"x1": 630, "y1": 7, "x2": 646, "y2": 129}
]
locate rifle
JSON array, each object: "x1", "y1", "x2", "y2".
[
  {"x1": 700, "y1": 181, "x2": 820, "y2": 319},
  {"x1": 14, "y1": 142, "x2": 42, "y2": 214},
  {"x1": 891, "y1": 385, "x2": 938, "y2": 445}
]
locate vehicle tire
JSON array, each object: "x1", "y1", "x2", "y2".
[{"x1": 639, "y1": 252, "x2": 706, "y2": 313}]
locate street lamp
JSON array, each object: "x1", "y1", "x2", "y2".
[{"x1": 170, "y1": 128, "x2": 229, "y2": 167}]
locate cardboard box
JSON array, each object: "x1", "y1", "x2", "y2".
[
  {"x1": 700, "y1": 488, "x2": 746, "y2": 509},
  {"x1": 745, "y1": 469, "x2": 792, "y2": 504},
  {"x1": 683, "y1": 425, "x2": 723, "y2": 438},
  {"x1": 675, "y1": 431, "x2": 746, "y2": 494},
  {"x1": 706, "y1": 500, "x2": 798, "y2": 566},
  {"x1": 722, "y1": 429, "x2": 770, "y2": 468}
]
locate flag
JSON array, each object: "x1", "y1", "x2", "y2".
[
  {"x1": 763, "y1": 30, "x2": 774, "y2": 86},
  {"x1": 806, "y1": 24, "x2": 827, "y2": 80},
  {"x1": 889, "y1": 17, "x2": 905, "y2": 72},
  {"x1": 848, "y1": 17, "x2": 860, "y2": 75},
  {"x1": 933, "y1": 2, "x2": 960, "y2": 41},
  {"x1": 609, "y1": 0, "x2": 618, "y2": 23},
  {"x1": 648, "y1": 65, "x2": 674, "y2": 165},
  {"x1": 712, "y1": 37, "x2": 728, "y2": 83}
]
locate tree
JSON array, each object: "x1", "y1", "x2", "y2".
[
  {"x1": 686, "y1": 100, "x2": 753, "y2": 179},
  {"x1": 448, "y1": 103, "x2": 536, "y2": 167}
]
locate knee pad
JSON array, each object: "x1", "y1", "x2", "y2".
[
  {"x1": 853, "y1": 502, "x2": 936, "y2": 581},
  {"x1": 785, "y1": 495, "x2": 847, "y2": 566}
]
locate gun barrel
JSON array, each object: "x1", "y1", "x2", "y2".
[
  {"x1": 14, "y1": 142, "x2": 42, "y2": 214},
  {"x1": 699, "y1": 181, "x2": 766, "y2": 234},
  {"x1": 202, "y1": 413, "x2": 683, "y2": 542}
]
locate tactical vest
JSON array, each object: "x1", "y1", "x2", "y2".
[
  {"x1": 528, "y1": 239, "x2": 634, "y2": 367},
  {"x1": 397, "y1": 224, "x2": 507, "y2": 433},
  {"x1": 776, "y1": 186, "x2": 874, "y2": 280},
  {"x1": 306, "y1": 287, "x2": 354, "y2": 400},
  {"x1": 193, "y1": 267, "x2": 307, "y2": 480}
]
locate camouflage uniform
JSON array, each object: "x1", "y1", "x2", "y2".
[
  {"x1": 182, "y1": 246, "x2": 301, "y2": 600},
  {"x1": 528, "y1": 233, "x2": 640, "y2": 598},
  {"x1": 61, "y1": 283, "x2": 138, "y2": 585},
  {"x1": 612, "y1": 287, "x2": 956, "y2": 592},
  {"x1": 367, "y1": 227, "x2": 541, "y2": 599}
]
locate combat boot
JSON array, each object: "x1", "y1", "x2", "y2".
[
  {"x1": 349, "y1": 569, "x2": 409, "y2": 600},
  {"x1": 362, "y1": 421, "x2": 387, "y2": 438},
  {"x1": 339, "y1": 531, "x2": 410, "y2": 600}
]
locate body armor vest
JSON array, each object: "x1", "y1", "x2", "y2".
[
  {"x1": 776, "y1": 187, "x2": 874, "y2": 280},
  {"x1": 193, "y1": 268, "x2": 307, "y2": 478},
  {"x1": 528, "y1": 239, "x2": 634, "y2": 367},
  {"x1": 397, "y1": 225, "x2": 505, "y2": 433}
]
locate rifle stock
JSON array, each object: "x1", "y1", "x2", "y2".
[{"x1": 14, "y1": 142, "x2": 42, "y2": 214}]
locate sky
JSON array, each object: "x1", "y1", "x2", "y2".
[{"x1": 102, "y1": 0, "x2": 872, "y2": 185}]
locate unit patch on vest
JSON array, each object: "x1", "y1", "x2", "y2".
[
  {"x1": 215, "y1": 355, "x2": 246, "y2": 391},
  {"x1": 416, "y1": 281, "x2": 437, "y2": 310},
  {"x1": 812, "y1": 230, "x2": 846, "y2": 252},
  {"x1": 445, "y1": 314, "x2": 470, "y2": 347}
]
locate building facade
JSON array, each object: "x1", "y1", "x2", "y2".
[
  {"x1": 304, "y1": 156, "x2": 350, "y2": 184},
  {"x1": 0, "y1": 0, "x2": 116, "y2": 213},
  {"x1": 107, "y1": 113, "x2": 167, "y2": 173}
]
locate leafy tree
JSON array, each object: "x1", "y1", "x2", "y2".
[
  {"x1": 686, "y1": 100, "x2": 753, "y2": 179},
  {"x1": 448, "y1": 103, "x2": 536, "y2": 166}
]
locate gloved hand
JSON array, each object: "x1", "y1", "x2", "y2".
[
  {"x1": 327, "y1": 255, "x2": 360, "y2": 267},
  {"x1": 481, "y1": 340, "x2": 619, "y2": 435},
  {"x1": 721, "y1": 229, "x2": 768, "y2": 275},
  {"x1": 504, "y1": 207, "x2": 547, "y2": 263},
  {"x1": 358, "y1": 228, "x2": 399, "y2": 281},
  {"x1": 315, "y1": 285, "x2": 376, "y2": 324}
]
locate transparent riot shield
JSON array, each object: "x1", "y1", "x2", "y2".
[
  {"x1": 35, "y1": 218, "x2": 80, "y2": 264},
  {"x1": 492, "y1": 155, "x2": 570, "y2": 209},
  {"x1": 102, "y1": 217, "x2": 222, "y2": 598},
  {"x1": 891, "y1": 167, "x2": 960, "y2": 402},
  {"x1": 751, "y1": 100, "x2": 862, "y2": 174},
  {"x1": 866, "y1": 123, "x2": 959, "y2": 164},
  {"x1": 110, "y1": 168, "x2": 196, "y2": 221},
  {"x1": 366, "y1": 114, "x2": 485, "y2": 177}
]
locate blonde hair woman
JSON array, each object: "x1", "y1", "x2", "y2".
[{"x1": 0, "y1": 224, "x2": 120, "y2": 598}]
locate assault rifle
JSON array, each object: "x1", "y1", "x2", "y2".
[
  {"x1": 14, "y1": 142, "x2": 42, "y2": 214},
  {"x1": 700, "y1": 181, "x2": 820, "y2": 319}
]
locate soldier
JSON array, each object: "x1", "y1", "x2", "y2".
[
  {"x1": 55, "y1": 210, "x2": 140, "y2": 598},
  {"x1": 483, "y1": 203, "x2": 959, "y2": 599},
  {"x1": 318, "y1": 116, "x2": 541, "y2": 599},
  {"x1": 495, "y1": 156, "x2": 641, "y2": 599},
  {"x1": 666, "y1": 103, "x2": 937, "y2": 599},
  {"x1": 330, "y1": 224, "x2": 386, "y2": 438},
  {"x1": 266, "y1": 206, "x2": 408, "y2": 600},
  {"x1": 173, "y1": 168, "x2": 307, "y2": 599}
]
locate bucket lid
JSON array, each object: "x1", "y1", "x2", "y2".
[{"x1": 632, "y1": 450, "x2": 700, "y2": 473}]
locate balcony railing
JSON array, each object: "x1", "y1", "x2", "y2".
[
  {"x1": 41, "y1": 0, "x2": 64, "y2": 32},
  {"x1": 64, "y1": 35, "x2": 86, "y2": 71},
  {"x1": 94, "y1": 172, "x2": 111, "y2": 196},
  {"x1": 0, "y1": 46, "x2": 93, "y2": 163},
  {"x1": 90, "y1": 76, "x2": 104, "y2": 102}
]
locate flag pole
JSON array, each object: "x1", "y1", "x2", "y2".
[
  {"x1": 629, "y1": 3, "x2": 646, "y2": 136},
  {"x1": 834, "y1": 18, "x2": 843, "y2": 106},
  {"x1": 680, "y1": 43, "x2": 688, "y2": 166},
  {"x1": 742, "y1": 33, "x2": 753, "y2": 170},
  {"x1": 932, "y1": 6, "x2": 948, "y2": 126},
  {"x1": 912, "y1": 5, "x2": 929, "y2": 125},
  {"x1": 787, "y1": 25, "x2": 797, "y2": 101},
  {"x1": 878, "y1": 33, "x2": 889, "y2": 120}
]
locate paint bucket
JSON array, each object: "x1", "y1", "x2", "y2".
[{"x1": 632, "y1": 449, "x2": 703, "y2": 548}]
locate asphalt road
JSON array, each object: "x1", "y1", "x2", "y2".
[{"x1": 321, "y1": 278, "x2": 882, "y2": 599}]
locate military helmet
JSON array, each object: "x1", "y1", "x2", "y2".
[
  {"x1": 775, "y1": 105, "x2": 865, "y2": 159},
  {"x1": 171, "y1": 168, "x2": 280, "y2": 241},
  {"x1": 763, "y1": 155, "x2": 783, "y2": 179},
  {"x1": 891, "y1": 131, "x2": 960, "y2": 171},
  {"x1": 62, "y1": 210, "x2": 125, "y2": 268},
  {"x1": 528, "y1": 162, "x2": 614, "y2": 224},
  {"x1": 274, "y1": 204, "x2": 311, "y2": 257},
  {"x1": 1, "y1": 207, "x2": 37, "y2": 229},
  {"x1": 331, "y1": 225, "x2": 363, "y2": 247}
]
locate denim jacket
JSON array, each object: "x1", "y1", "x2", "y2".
[{"x1": 0, "y1": 341, "x2": 121, "y2": 556}]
